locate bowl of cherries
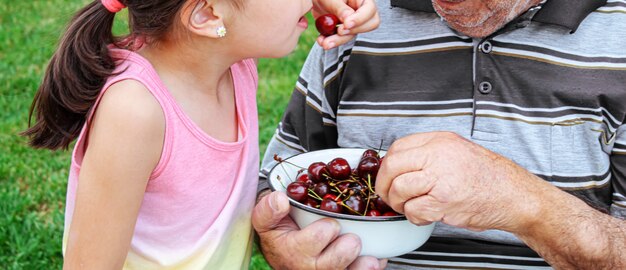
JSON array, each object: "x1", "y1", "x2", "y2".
[{"x1": 268, "y1": 148, "x2": 435, "y2": 258}]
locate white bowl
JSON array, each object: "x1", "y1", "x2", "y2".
[{"x1": 268, "y1": 148, "x2": 435, "y2": 258}]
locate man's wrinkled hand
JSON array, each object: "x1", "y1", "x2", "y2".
[
  {"x1": 375, "y1": 132, "x2": 543, "y2": 233},
  {"x1": 252, "y1": 191, "x2": 387, "y2": 269}
]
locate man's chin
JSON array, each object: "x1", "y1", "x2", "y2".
[
  {"x1": 447, "y1": 22, "x2": 496, "y2": 38},
  {"x1": 437, "y1": 12, "x2": 500, "y2": 38}
]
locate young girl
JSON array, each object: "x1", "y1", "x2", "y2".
[{"x1": 23, "y1": 0, "x2": 377, "y2": 268}]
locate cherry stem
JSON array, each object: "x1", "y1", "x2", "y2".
[
  {"x1": 322, "y1": 173, "x2": 334, "y2": 181},
  {"x1": 276, "y1": 175, "x2": 287, "y2": 189},
  {"x1": 332, "y1": 185, "x2": 349, "y2": 197},
  {"x1": 367, "y1": 175, "x2": 375, "y2": 193},
  {"x1": 273, "y1": 154, "x2": 306, "y2": 169},
  {"x1": 278, "y1": 162, "x2": 294, "y2": 183},
  {"x1": 334, "y1": 179, "x2": 356, "y2": 184},
  {"x1": 336, "y1": 191, "x2": 345, "y2": 201},
  {"x1": 341, "y1": 201, "x2": 361, "y2": 215},
  {"x1": 308, "y1": 190, "x2": 323, "y2": 201}
]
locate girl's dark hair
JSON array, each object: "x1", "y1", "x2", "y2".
[{"x1": 23, "y1": 0, "x2": 190, "y2": 150}]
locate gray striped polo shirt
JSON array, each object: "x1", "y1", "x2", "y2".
[{"x1": 260, "y1": 0, "x2": 626, "y2": 268}]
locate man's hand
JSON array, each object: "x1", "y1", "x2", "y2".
[
  {"x1": 376, "y1": 131, "x2": 626, "y2": 269},
  {"x1": 252, "y1": 191, "x2": 387, "y2": 269},
  {"x1": 312, "y1": 0, "x2": 380, "y2": 50},
  {"x1": 375, "y1": 132, "x2": 543, "y2": 233}
]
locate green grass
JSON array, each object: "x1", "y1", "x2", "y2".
[{"x1": 0, "y1": 0, "x2": 316, "y2": 268}]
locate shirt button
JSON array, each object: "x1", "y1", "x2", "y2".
[
  {"x1": 478, "y1": 81, "x2": 492, "y2": 94},
  {"x1": 480, "y1": 41, "x2": 492, "y2": 54}
]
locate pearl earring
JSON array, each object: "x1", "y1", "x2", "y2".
[{"x1": 216, "y1": 26, "x2": 227, "y2": 38}]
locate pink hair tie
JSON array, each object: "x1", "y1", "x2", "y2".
[{"x1": 101, "y1": 0, "x2": 126, "y2": 13}]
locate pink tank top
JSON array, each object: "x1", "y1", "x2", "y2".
[{"x1": 62, "y1": 49, "x2": 259, "y2": 269}]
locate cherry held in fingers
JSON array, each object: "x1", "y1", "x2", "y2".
[{"x1": 315, "y1": 14, "x2": 340, "y2": 37}]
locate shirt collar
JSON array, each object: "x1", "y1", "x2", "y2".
[{"x1": 389, "y1": 0, "x2": 607, "y2": 33}]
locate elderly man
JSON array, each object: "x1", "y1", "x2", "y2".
[{"x1": 253, "y1": 0, "x2": 626, "y2": 269}]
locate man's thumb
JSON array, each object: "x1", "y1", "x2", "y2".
[{"x1": 252, "y1": 191, "x2": 291, "y2": 233}]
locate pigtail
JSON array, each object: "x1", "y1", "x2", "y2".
[{"x1": 23, "y1": 1, "x2": 120, "y2": 150}]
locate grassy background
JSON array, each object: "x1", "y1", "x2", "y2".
[{"x1": 0, "y1": 0, "x2": 315, "y2": 268}]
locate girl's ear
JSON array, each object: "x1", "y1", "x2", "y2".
[{"x1": 182, "y1": 0, "x2": 227, "y2": 38}]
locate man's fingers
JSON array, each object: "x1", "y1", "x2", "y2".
[
  {"x1": 339, "y1": 14, "x2": 380, "y2": 36},
  {"x1": 343, "y1": 0, "x2": 379, "y2": 30},
  {"x1": 319, "y1": 20, "x2": 377, "y2": 49},
  {"x1": 252, "y1": 191, "x2": 293, "y2": 234},
  {"x1": 319, "y1": 34, "x2": 355, "y2": 50},
  {"x1": 348, "y1": 256, "x2": 387, "y2": 270},
  {"x1": 385, "y1": 132, "x2": 445, "y2": 156},
  {"x1": 294, "y1": 218, "x2": 342, "y2": 256},
  {"x1": 316, "y1": 233, "x2": 362, "y2": 269},
  {"x1": 316, "y1": 36, "x2": 325, "y2": 47},
  {"x1": 314, "y1": 0, "x2": 356, "y2": 25},
  {"x1": 311, "y1": 3, "x2": 328, "y2": 19},
  {"x1": 387, "y1": 171, "x2": 436, "y2": 213},
  {"x1": 313, "y1": 0, "x2": 379, "y2": 49},
  {"x1": 404, "y1": 196, "x2": 444, "y2": 226},
  {"x1": 376, "y1": 145, "x2": 432, "y2": 202}
]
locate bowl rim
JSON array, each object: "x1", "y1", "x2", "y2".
[{"x1": 267, "y1": 148, "x2": 406, "y2": 222}]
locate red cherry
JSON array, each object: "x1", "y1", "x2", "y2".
[
  {"x1": 349, "y1": 182, "x2": 366, "y2": 195},
  {"x1": 305, "y1": 198, "x2": 319, "y2": 208},
  {"x1": 320, "y1": 198, "x2": 343, "y2": 213},
  {"x1": 323, "y1": 193, "x2": 338, "y2": 201},
  {"x1": 328, "y1": 158, "x2": 351, "y2": 180},
  {"x1": 315, "y1": 14, "x2": 339, "y2": 37},
  {"x1": 373, "y1": 196, "x2": 392, "y2": 212},
  {"x1": 383, "y1": 211, "x2": 399, "y2": 216},
  {"x1": 297, "y1": 173, "x2": 309, "y2": 183},
  {"x1": 296, "y1": 173, "x2": 314, "y2": 187},
  {"x1": 336, "y1": 182, "x2": 350, "y2": 193},
  {"x1": 361, "y1": 149, "x2": 380, "y2": 159},
  {"x1": 367, "y1": 209, "x2": 382, "y2": 216},
  {"x1": 343, "y1": 195, "x2": 365, "y2": 214},
  {"x1": 308, "y1": 162, "x2": 329, "y2": 183},
  {"x1": 357, "y1": 156, "x2": 380, "y2": 182},
  {"x1": 313, "y1": 182, "x2": 330, "y2": 198},
  {"x1": 286, "y1": 182, "x2": 309, "y2": 203}
]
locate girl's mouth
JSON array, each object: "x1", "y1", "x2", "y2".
[{"x1": 298, "y1": 16, "x2": 308, "y2": 29}]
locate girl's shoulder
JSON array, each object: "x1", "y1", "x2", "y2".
[
  {"x1": 96, "y1": 79, "x2": 164, "y2": 130},
  {"x1": 81, "y1": 78, "x2": 165, "y2": 174}
]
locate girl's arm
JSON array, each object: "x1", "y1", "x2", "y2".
[{"x1": 63, "y1": 80, "x2": 165, "y2": 270}]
